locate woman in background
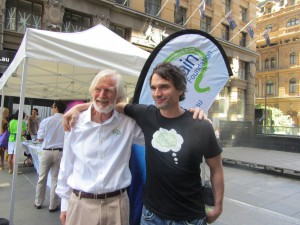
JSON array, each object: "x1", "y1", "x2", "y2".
[
  {"x1": 28, "y1": 108, "x2": 39, "y2": 141},
  {"x1": 0, "y1": 107, "x2": 9, "y2": 170},
  {"x1": 7, "y1": 110, "x2": 27, "y2": 174}
]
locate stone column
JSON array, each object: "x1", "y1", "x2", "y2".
[
  {"x1": 245, "y1": 62, "x2": 256, "y2": 122},
  {"x1": 0, "y1": 0, "x2": 7, "y2": 50}
]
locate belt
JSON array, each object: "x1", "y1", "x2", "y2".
[
  {"x1": 43, "y1": 148, "x2": 63, "y2": 151},
  {"x1": 73, "y1": 188, "x2": 126, "y2": 199}
]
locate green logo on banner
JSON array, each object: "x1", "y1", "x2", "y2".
[{"x1": 164, "y1": 47, "x2": 211, "y2": 93}]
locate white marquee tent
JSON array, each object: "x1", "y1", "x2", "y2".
[
  {"x1": 0, "y1": 24, "x2": 150, "y2": 100},
  {"x1": 0, "y1": 24, "x2": 149, "y2": 224}
]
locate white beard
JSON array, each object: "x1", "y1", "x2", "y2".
[{"x1": 92, "y1": 100, "x2": 116, "y2": 114}]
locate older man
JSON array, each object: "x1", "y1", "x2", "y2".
[{"x1": 56, "y1": 70, "x2": 144, "y2": 225}]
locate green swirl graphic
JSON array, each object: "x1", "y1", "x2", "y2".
[{"x1": 164, "y1": 47, "x2": 210, "y2": 93}]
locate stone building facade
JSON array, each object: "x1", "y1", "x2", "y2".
[
  {"x1": 0, "y1": 0, "x2": 258, "y2": 124},
  {"x1": 255, "y1": 0, "x2": 300, "y2": 125}
]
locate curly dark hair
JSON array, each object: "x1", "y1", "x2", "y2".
[{"x1": 150, "y1": 62, "x2": 187, "y2": 101}]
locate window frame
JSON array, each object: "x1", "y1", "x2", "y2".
[
  {"x1": 174, "y1": 6, "x2": 187, "y2": 25},
  {"x1": 238, "y1": 61, "x2": 246, "y2": 80},
  {"x1": 200, "y1": 16, "x2": 212, "y2": 33},
  {"x1": 221, "y1": 24, "x2": 229, "y2": 41},
  {"x1": 266, "y1": 80, "x2": 274, "y2": 95},
  {"x1": 62, "y1": 9, "x2": 91, "y2": 33},
  {"x1": 225, "y1": 0, "x2": 231, "y2": 13},
  {"x1": 265, "y1": 58, "x2": 269, "y2": 69},
  {"x1": 109, "y1": 24, "x2": 128, "y2": 39},
  {"x1": 271, "y1": 57, "x2": 276, "y2": 68},
  {"x1": 239, "y1": 32, "x2": 247, "y2": 47},
  {"x1": 115, "y1": 0, "x2": 129, "y2": 6},
  {"x1": 287, "y1": 18, "x2": 299, "y2": 27},
  {"x1": 290, "y1": 53, "x2": 296, "y2": 64},
  {"x1": 266, "y1": 24, "x2": 272, "y2": 31},
  {"x1": 205, "y1": 0, "x2": 212, "y2": 6},
  {"x1": 289, "y1": 78, "x2": 296, "y2": 94},
  {"x1": 5, "y1": 0, "x2": 43, "y2": 33},
  {"x1": 240, "y1": 7, "x2": 247, "y2": 22},
  {"x1": 145, "y1": 0, "x2": 161, "y2": 16}
]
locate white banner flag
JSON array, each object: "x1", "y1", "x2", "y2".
[{"x1": 133, "y1": 30, "x2": 232, "y2": 112}]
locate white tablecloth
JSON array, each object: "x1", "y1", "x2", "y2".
[{"x1": 22, "y1": 141, "x2": 51, "y2": 187}]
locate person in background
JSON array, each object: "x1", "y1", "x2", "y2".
[
  {"x1": 7, "y1": 110, "x2": 27, "y2": 174},
  {"x1": 215, "y1": 128, "x2": 220, "y2": 143},
  {"x1": 28, "y1": 108, "x2": 39, "y2": 141},
  {"x1": 0, "y1": 107, "x2": 9, "y2": 170},
  {"x1": 34, "y1": 100, "x2": 66, "y2": 213}
]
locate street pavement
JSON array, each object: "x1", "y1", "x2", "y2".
[
  {"x1": 222, "y1": 147, "x2": 300, "y2": 178},
  {"x1": 0, "y1": 147, "x2": 300, "y2": 225}
]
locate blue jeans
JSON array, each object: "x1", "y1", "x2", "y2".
[{"x1": 140, "y1": 206, "x2": 207, "y2": 225}]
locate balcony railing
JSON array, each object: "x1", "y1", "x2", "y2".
[{"x1": 256, "y1": 125, "x2": 300, "y2": 136}]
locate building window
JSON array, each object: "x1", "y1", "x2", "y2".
[
  {"x1": 255, "y1": 84, "x2": 259, "y2": 97},
  {"x1": 62, "y1": 9, "x2": 91, "y2": 32},
  {"x1": 145, "y1": 0, "x2": 161, "y2": 16},
  {"x1": 260, "y1": 7, "x2": 264, "y2": 13},
  {"x1": 237, "y1": 89, "x2": 245, "y2": 119},
  {"x1": 221, "y1": 24, "x2": 229, "y2": 41},
  {"x1": 109, "y1": 24, "x2": 127, "y2": 39},
  {"x1": 240, "y1": 7, "x2": 247, "y2": 22},
  {"x1": 225, "y1": 0, "x2": 231, "y2": 13},
  {"x1": 291, "y1": 0, "x2": 295, "y2": 5},
  {"x1": 116, "y1": 0, "x2": 129, "y2": 6},
  {"x1": 5, "y1": 0, "x2": 43, "y2": 33},
  {"x1": 205, "y1": 0, "x2": 212, "y2": 6},
  {"x1": 290, "y1": 53, "x2": 296, "y2": 64},
  {"x1": 239, "y1": 32, "x2": 246, "y2": 47},
  {"x1": 218, "y1": 87, "x2": 229, "y2": 115},
  {"x1": 267, "y1": 7, "x2": 271, "y2": 14},
  {"x1": 289, "y1": 78, "x2": 296, "y2": 93},
  {"x1": 265, "y1": 59, "x2": 269, "y2": 69},
  {"x1": 200, "y1": 16, "x2": 211, "y2": 33},
  {"x1": 266, "y1": 24, "x2": 272, "y2": 31},
  {"x1": 271, "y1": 57, "x2": 276, "y2": 68},
  {"x1": 238, "y1": 61, "x2": 246, "y2": 80},
  {"x1": 280, "y1": 0, "x2": 285, "y2": 6},
  {"x1": 174, "y1": 6, "x2": 186, "y2": 25},
  {"x1": 266, "y1": 80, "x2": 274, "y2": 95},
  {"x1": 287, "y1": 18, "x2": 299, "y2": 27}
]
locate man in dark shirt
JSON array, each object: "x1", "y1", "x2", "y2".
[{"x1": 115, "y1": 62, "x2": 224, "y2": 224}]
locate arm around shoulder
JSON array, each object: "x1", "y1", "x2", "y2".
[
  {"x1": 115, "y1": 102, "x2": 128, "y2": 114},
  {"x1": 63, "y1": 102, "x2": 91, "y2": 131}
]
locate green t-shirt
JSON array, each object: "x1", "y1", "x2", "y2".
[{"x1": 8, "y1": 119, "x2": 27, "y2": 142}]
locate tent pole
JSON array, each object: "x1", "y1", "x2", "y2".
[{"x1": 9, "y1": 57, "x2": 28, "y2": 225}]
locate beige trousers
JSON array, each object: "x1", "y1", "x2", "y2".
[
  {"x1": 34, "y1": 150, "x2": 62, "y2": 209},
  {"x1": 66, "y1": 191, "x2": 130, "y2": 225}
]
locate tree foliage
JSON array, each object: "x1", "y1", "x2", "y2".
[{"x1": 255, "y1": 104, "x2": 293, "y2": 127}]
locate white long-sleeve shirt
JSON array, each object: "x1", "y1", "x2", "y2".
[
  {"x1": 37, "y1": 113, "x2": 64, "y2": 149},
  {"x1": 56, "y1": 106, "x2": 144, "y2": 211}
]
